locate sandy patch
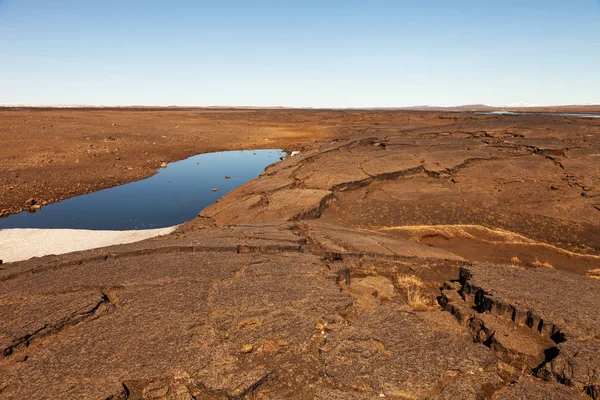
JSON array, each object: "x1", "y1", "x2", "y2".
[{"x1": 0, "y1": 227, "x2": 177, "y2": 263}]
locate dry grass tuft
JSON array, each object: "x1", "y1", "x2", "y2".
[
  {"x1": 504, "y1": 256, "x2": 525, "y2": 270},
  {"x1": 587, "y1": 269, "x2": 600, "y2": 280},
  {"x1": 396, "y1": 274, "x2": 431, "y2": 310},
  {"x1": 396, "y1": 274, "x2": 424, "y2": 288},
  {"x1": 508, "y1": 256, "x2": 522, "y2": 268},
  {"x1": 531, "y1": 259, "x2": 553, "y2": 269}
]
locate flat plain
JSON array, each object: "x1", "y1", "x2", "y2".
[{"x1": 1, "y1": 108, "x2": 599, "y2": 399}]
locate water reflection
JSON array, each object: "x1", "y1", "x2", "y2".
[
  {"x1": 0, "y1": 149, "x2": 285, "y2": 230},
  {"x1": 478, "y1": 111, "x2": 600, "y2": 118}
]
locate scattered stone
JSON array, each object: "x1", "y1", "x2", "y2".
[
  {"x1": 241, "y1": 344, "x2": 254, "y2": 354},
  {"x1": 212, "y1": 188, "x2": 218, "y2": 192},
  {"x1": 492, "y1": 376, "x2": 587, "y2": 399},
  {"x1": 24, "y1": 198, "x2": 37, "y2": 206},
  {"x1": 160, "y1": 162, "x2": 167, "y2": 168},
  {"x1": 225, "y1": 175, "x2": 231, "y2": 179}
]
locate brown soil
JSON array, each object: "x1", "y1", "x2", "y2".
[
  {"x1": 1, "y1": 108, "x2": 599, "y2": 399},
  {"x1": 0, "y1": 107, "x2": 342, "y2": 215}
]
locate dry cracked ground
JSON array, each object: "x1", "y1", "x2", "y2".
[{"x1": 1, "y1": 110, "x2": 600, "y2": 399}]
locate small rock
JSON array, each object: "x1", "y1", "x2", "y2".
[
  {"x1": 315, "y1": 322, "x2": 325, "y2": 331},
  {"x1": 240, "y1": 344, "x2": 254, "y2": 354},
  {"x1": 25, "y1": 198, "x2": 37, "y2": 206},
  {"x1": 225, "y1": 175, "x2": 231, "y2": 179},
  {"x1": 212, "y1": 188, "x2": 218, "y2": 192},
  {"x1": 160, "y1": 162, "x2": 167, "y2": 168},
  {"x1": 550, "y1": 185, "x2": 558, "y2": 190},
  {"x1": 13, "y1": 354, "x2": 28, "y2": 363}
]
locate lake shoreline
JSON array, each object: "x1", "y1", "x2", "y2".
[{"x1": 0, "y1": 149, "x2": 286, "y2": 231}]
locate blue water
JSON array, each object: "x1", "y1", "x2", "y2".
[
  {"x1": 0, "y1": 149, "x2": 285, "y2": 230},
  {"x1": 478, "y1": 111, "x2": 600, "y2": 118}
]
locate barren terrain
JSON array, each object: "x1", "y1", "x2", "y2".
[{"x1": 1, "y1": 108, "x2": 599, "y2": 399}]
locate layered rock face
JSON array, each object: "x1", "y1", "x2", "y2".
[{"x1": 1, "y1": 112, "x2": 599, "y2": 399}]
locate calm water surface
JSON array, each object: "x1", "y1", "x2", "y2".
[
  {"x1": 478, "y1": 111, "x2": 600, "y2": 118},
  {"x1": 0, "y1": 149, "x2": 285, "y2": 230}
]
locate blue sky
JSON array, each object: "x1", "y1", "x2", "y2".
[{"x1": 1, "y1": 0, "x2": 599, "y2": 107}]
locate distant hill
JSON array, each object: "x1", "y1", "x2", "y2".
[
  {"x1": 1, "y1": 104, "x2": 599, "y2": 113},
  {"x1": 396, "y1": 104, "x2": 496, "y2": 112}
]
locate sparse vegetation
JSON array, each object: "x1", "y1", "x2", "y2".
[
  {"x1": 587, "y1": 269, "x2": 600, "y2": 280},
  {"x1": 531, "y1": 259, "x2": 553, "y2": 269},
  {"x1": 396, "y1": 274, "x2": 431, "y2": 310},
  {"x1": 509, "y1": 256, "x2": 522, "y2": 268}
]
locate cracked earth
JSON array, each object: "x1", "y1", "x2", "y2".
[{"x1": 1, "y1": 109, "x2": 599, "y2": 399}]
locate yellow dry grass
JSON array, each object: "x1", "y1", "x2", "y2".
[
  {"x1": 508, "y1": 256, "x2": 522, "y2": 268},
  {"x1": 396, "y1": 274, "x2": 431, "y2": 310},
  {"x1": 587, "y1": 269, "x2": 600, "y2": 280},
  {"x1": 531, "y1": 259, "x2": 553, "y2": 269},
  {"x1": 376, "y1": 225, "x2": 600, "y2": 265},
  {"x1": 380, "y1": 224, "x2": 535, "y2": 243}
]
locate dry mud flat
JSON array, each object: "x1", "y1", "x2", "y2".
[{"x1": 1, "y1": 110, "x2": 600, "y2": 399}]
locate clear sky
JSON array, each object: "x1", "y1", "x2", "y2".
[{"x1": 1, "y1": 0, "x2": 599, "y2": 107}]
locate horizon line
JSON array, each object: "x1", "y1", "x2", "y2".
[{"x1": 1, "y1": 103, "x2": 600, "y2": 110}]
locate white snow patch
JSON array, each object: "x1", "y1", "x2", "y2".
[{"x1": 0, "y1": 226, "x2": 177, "y2": 263}]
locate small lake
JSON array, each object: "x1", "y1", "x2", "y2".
[
  {"x1": 478, "y1": 111, "x2": 600, "y2": 118},
  {"x1": 0, "y1": 149, "x2": 286, "y2": 230}
]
